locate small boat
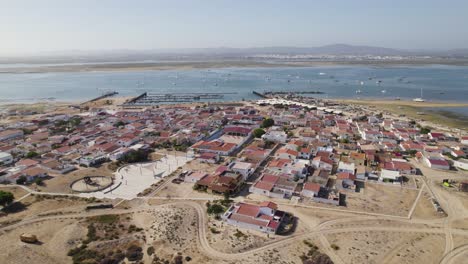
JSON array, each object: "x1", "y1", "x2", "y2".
[
  {"x1": 413, "y1": 88, "x2": 425, "y2": 102},
  {"x1": 319, "y1": 72, "x2": 326, "y2": 75},
  {"x1": 376, "y1": 80, "x2": 382, "y2": 84},
  {"x1": 381, "y1": 90, "x2": 387, "y2": 93},
  {"x1": 360, "y1": 81, "x2": 364, "y2": 86},
  {"x1": 356, "y1": 89, "x2": 362, "y2": 94}
]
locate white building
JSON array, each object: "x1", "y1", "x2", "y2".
[
  {"x1": 230, "y1": 161, "x2": 254, "y2": 180},
  {"x1": 337, "y1": 161, "x2": 355, "y2": 174},
  {"x1": 261, "y1": 130, "x2": 287, "y2": 143},
  {"x1": 0, "y1": 152, "x2": 13, "y2": 165},
  {"x1": 380, "y1": 169, "x2": 401, "y2": 183},
  {"x1": 184, "y1": 171, "x2": 208, "y2": 183}
]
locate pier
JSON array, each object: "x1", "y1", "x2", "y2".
[
  {"x1": 81, "y1": 91, "x2": 118, "y2": 105},
  {"x1": 122, "y1": 92, "x2": 236, "y2": 107},
  {"x1": 253, "y1": 90, "x2": 324, "y2": 99}
]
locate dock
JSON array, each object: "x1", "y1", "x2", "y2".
[
  {"x1": 253, "y1": 90, "x2": 324, "y2": 99},
  {"x1": 81, "y1": 91, "x2": 118, "y2": 105},
  {"x1": 122, "y1": 92, "x2": 235, "y2": 107}
]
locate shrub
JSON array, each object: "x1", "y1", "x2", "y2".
[
  {"x1": 207, "y1": 203, "x2": 225, "y2": 215},
  {"x1": 16, "y1": 176, "x2": 27, "y2": 185},
  {"x1": 253, "y1": 128, "x2": 266, "y2": 138},
  {"x1": 146, "y1": 246, "x2": 155, "y2": 256},
  {"x1": 261, "y1": 118, "x2": 275, "y2": 128},
  {"x1": 330, "y1": 244, "x2": 340, "y2": 250},
  {"x1": 0, "y1": 190, "x2": 14, "y2": 206},
  {"x1": 126, "y1": 244, "x2": 143, "y2": 262}
]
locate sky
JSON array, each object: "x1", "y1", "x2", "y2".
[{"x1": 1, "y1": 0, "x2": 468, "y2": 55}]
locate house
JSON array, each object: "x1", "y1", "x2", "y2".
[
  {"x1": 336, "y1": 172, "x2": 356, "y2": 189},
  {"x1": 249, "y1": 174, "x2": 297, "y2": 199},
  {"x1": 309, "y1": 169, "x2": 330, "y2": 187},
  {"x1": 424, "y1": 158, "x2": 450, "y2": 170},
  {"x1": 337, "y1": 161, "x2": 355, "y2": 174},
  {"x1": 275, "y1": 147, "x2": 298, "y2": 160},
  {"x1": 261, "y1": 130, "x2": 287, "y2": 143},
  {"x1": 184, "y1": 171, "x2": 208, "y2": 183},
  {"x1": 311, "y1": 156, "x2": 333, "y2": 171},
  {"x1": 197, "y1": 152, "x2": 220, "y2": 164},
  {"x1": 380, "y1": 169, "x2": 402, "y2": 183},
  {"x1": 196, "y1": 167, "x2": 244, "y2": 194},
  {"x1": 451, "y1": 150, "x2": 466, "y2": 158},
  {"x1": 0, "y1": 129, "x2": 24, "y2": 142},
  {"x1": 13, "y1": 166, "x2": 48, "y2": 182},
  {"x1": 298, "y1": 146, "x2": 313, "y2": 160},
  {"x1": 301, "y1": 182, "x2": 321, "y2": 198},
  {"x1": 428, "y1": 132, "x2": 445, "y2": 141},
  {"x1": 190, "y1": 140, "x2": 238, "y2": 156},
  {"x1": 0, "y1": 152, "x2": 13, "y2": 165},
  {"x1": 382, "y1": 160, "x2": 416, "y2": 175},
  {"x1": 461, "y1": 136, "x2": 468, "y2": 145},
  {"x1": 222, "y1": 202, "x2": 285, "y2": 234},
  {"x1": 15, "y1": 159, "x2": 40, "y2": 168},
  {"x1": 230, "y1": 161, "x2": 254, "y2": 180},
  {"x1": 223, "y1": 126, "x2": 252, "y2": 137}
]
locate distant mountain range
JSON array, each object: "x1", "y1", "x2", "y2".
[{"x1": 2, "y1": 44, "x2": 468, "y2": 64}]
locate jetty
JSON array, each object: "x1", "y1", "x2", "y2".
[
  {"x1": 253, "y1": 90, "x2": 324, "y2": 98},
  {"x1": 81, "y1": 91, "x2": 118, "y2": 105},
  {"x1": 122, "y1": 92, "x2": 236, "y2": 107}
]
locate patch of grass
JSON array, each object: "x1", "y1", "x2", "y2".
[
  {"x1": 233, "y1": 229, "x2": 247, "y2": 239},
  {"x1": 90, "y1": 214, "x2": 119, "y2": 224},
  {"x1": 330, "y1": 243, "x2": 340, "y2": 250}
]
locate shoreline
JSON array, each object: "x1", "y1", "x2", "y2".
[
  {"x1": 1, "y1": 60, "x2": 468, "y2": 74},
  {"x1": 1, "y1": 96, "x2": 467, "y2": 131}
]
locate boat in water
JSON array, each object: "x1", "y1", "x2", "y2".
[{"x1": 413, "y1": 88, "x2": 425, "y2": 102}]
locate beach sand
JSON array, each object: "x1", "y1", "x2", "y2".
[{"x1": 336, "y1": 99, "x2": 468, "y2": 130}]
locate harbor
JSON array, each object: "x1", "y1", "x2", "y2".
[{"x1": 122, "y1": 92, "x2": 237, "y2": 107}]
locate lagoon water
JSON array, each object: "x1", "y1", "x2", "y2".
[{"x1": 0, "y1": 65, "x2": 468, "y2": 103}]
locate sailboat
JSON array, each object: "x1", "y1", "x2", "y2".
[{"x1": 413, "y1": 88, "x2": 425, "y2": 102}]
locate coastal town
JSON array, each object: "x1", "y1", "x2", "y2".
[{"x1": 0, "y1": 94, "x2": 467, "y2": 264}]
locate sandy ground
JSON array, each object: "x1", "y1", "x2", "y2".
[
  {"x1": 335, "y1": 99, "x2": 468, "y2": 130},
  {"x1": 326, "y1": 231, "x2": 445, "y2": 264},
  {"x1": 37, "y1": 164, "x2": 115, "y2": 194},
  {"x1": 0, "y1": 186, "x2": 29, "y2": 200},
  {"x1": 412, "y1": 190, "x2": 445, "y2": 220},
  {"x1": 0, "y1": 218, "x2": 85, "y2": 264}
]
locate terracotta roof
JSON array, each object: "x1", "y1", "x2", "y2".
[
  {"x1": 303, "y1": 182, "x2": 321, "y2": 192},
  {"x1": 253, "y1": 181, "x2": 274, "y2": 191},
  {"x1": 259, "y1": 201, "x2": 278, "y2": 210},
  {"x1": 236, "y1": 203, "x2": 260, "y2": 217}
]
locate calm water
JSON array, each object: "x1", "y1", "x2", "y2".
[{"x1": 0, "y1": 65, "x2": 467, "y2": 103}]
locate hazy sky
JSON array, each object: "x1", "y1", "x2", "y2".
[{"x1": 1, "y1": 0, "x2": 468, "y2": 55}]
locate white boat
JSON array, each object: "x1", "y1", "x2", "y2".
[
  {"x1": 413, "y1": 88, "x2": 425, "y2": 102},
  {"x1": 355, "y1": 89, "x2": 362, "y2": 94},
  {"x1": 381, "y1": 90, "x2": 387, "y2": 93},
  {"x1": 360, "y1": 81, "x2": 364, "y2": 86},
  {"x1": 319, "y1": 72, "x2": 326, "y2": 75}
]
